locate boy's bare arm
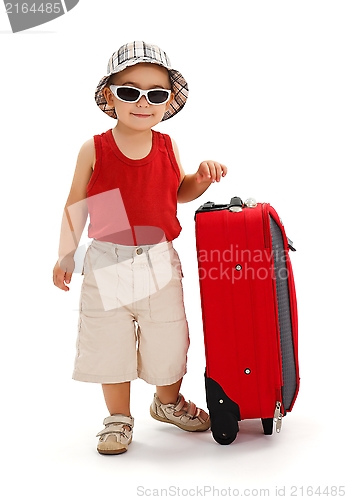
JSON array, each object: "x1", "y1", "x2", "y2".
[
  {"x1": 171, "y1": 139, "x2": 227, "y2": 204},
  {"x1": 53, "y1": 139, "x2": 95, "y2": 291}
]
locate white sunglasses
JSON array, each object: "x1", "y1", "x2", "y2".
[{"x1": 110, "y1": 85, "x2": 172, "y2": 105}]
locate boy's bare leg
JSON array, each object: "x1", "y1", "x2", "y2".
[
  {"x1": 102, "y1": 382, "x2": 132, "y2": 432},
  {"x1": 156, "y1": 378, "x2": 182, "y2": 404},
  {"x1": 102, "y1": 382, "x2": 131, "y2": 416}
]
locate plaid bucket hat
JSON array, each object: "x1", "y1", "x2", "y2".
[{"x1": 95, "y1": 41, "x2": 189, "y2": 121}]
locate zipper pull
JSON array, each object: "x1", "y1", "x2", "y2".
[
  {"x1": 274, "y1": 401, "x2": 283, "y2": 433},
  {"x1": 276, "y1": 413, "x2": 283, "y2": 433}
]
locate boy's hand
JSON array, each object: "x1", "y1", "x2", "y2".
[
  {"x1": 53, "y1": 258, "x2": 74, "y2": 291},
  {"x1": 196, "y1": 161, "x2": 227, "y2": 184}
]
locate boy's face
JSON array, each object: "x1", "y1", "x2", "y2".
[{"x1": 103, "y1": 63, "x2": 174, "y2": 130}]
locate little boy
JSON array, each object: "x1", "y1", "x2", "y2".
[{"x1": 53, "y1": 41, "x2": 227, "y2": 455}]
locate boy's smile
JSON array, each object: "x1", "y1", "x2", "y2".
[{"x1": 131, "y1": 113, "x2": 152, "y2": 118}]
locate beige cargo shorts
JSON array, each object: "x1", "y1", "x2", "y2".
[{"x1": 72, "y1": 239, "x2": 189, "y2": 385}]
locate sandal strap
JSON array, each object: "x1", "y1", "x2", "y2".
[
  {"x1": 96, "y1": 414, "x2": 134, "y2": 437},
  {"x1": 103, "y1": 414, "x2": 134, "y2": 427},
  {"x1": 194, "y1": 407, "x2": 207, "y2": 422},
  {"x1": 185, "y1": 401, "x2": 197, "y2": 418},
  {"x1": 173, "y1": 394, "x2": 198, "y2": 419},
  {"x1": 96, "y1": 423, "x2": 132, "y2": 438},
  {"x1": 174, "y1": 394, "x2": 186, "y2": 412}
]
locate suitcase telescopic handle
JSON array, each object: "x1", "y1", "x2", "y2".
[
  {"x1": 195, "y1": 196, "x2": 244, "y2": 217},
  {"x1": 194, "y1": 201, "x2": 229, "y2": 217}
]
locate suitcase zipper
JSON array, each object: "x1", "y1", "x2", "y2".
[
  {"x1": 266, "y1": 207, "x2": 287, "y2": 417},
  {"x1": 262, "y1": 203, "x2": 271, "y2": 249},
  {"x1": 274, "y1": 401, "x2": 283, "y2": 433}
]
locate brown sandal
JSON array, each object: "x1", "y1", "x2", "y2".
[{"x1": 150, "y1": 393, "x2": 210, "y2": 432}]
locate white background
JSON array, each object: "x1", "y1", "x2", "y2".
[{"x1": 1, "y1": 1, "x2": 346, "y2": 498}]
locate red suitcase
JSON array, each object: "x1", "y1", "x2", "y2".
[{"x1": 195, "y1": 197, "x2": 299, "y2": 444}]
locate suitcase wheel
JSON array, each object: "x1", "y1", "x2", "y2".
[
  {"x1": 211, "y1": 412, "x2": 239, "y2": 445},
  {"x1": 261, "y1": 418, "x2": 274, "y2": 435}
]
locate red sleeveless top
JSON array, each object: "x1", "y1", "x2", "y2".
[{"x1": 86, "y1": 129, "x2": 182, "y2": 245}]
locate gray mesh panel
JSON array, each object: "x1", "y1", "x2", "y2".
[{"x1": 270, "y1": 216, "x2": 297, "y2": 410}]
